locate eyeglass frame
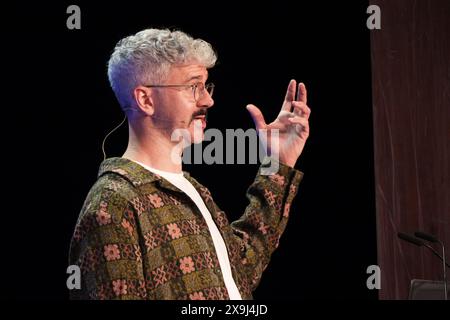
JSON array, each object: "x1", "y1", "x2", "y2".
[{"x1": 144, "y1": 82, "x2": 215, "y2": 101}]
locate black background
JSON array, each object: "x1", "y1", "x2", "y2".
[{"x1": 4, "y1": 0, "x2": 377, "y2": 300}]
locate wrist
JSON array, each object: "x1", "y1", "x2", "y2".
[{"x1": 278, "y1": 156, "x2": 297, "y2": 168}]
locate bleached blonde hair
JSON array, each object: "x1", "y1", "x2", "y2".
[{"x1": 107, "y1": 28, "x2": 217, "y2": 109}]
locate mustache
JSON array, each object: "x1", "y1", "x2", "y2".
[{"x1": 191, "y1": 110, "x2": 208, "y2": 121}]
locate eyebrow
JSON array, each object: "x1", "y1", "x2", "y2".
[
  {"x1": 185, "y1": 75, "x2": 203, "y2": 83},
  {"x1": 185, "y1": 71, "x2": 209, "y2": 83}
]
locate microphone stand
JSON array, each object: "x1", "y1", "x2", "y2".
[{"x1": 414, "y1": 232, "x2": 448, "y2": 300}]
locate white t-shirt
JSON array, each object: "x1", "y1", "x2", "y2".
[{"x1": 132, "y1": 160, "x2": 242, "y2": 300}]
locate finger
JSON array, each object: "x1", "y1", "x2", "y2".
[
  {"x1": 289, "y1": 118, "x2": 309, "y2": 138},
  {"x1": 292, "y1": 101, "x2": 311, "y2": 118},
  {"x1": 281, "y1": 79, "x2": 297, "y2": 112},
  {"x1": 297, "y1": 82, "x2": 307, "y2": 104},
  {"x1": 246, "y1": 104, "x2": 267, "y2": 130},
  {"x1": 288, "y1": 117, "x2": 310, "y2": 136},
  {"x1": 288, "y1": 116, "x2": 309, "y2": 128}
]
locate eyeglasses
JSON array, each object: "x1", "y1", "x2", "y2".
[{"x1": 145, "y1": 82, "x2": 215, "y2": 101}]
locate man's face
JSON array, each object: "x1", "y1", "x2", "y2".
[{"x1": 151, "y1": 64, "x2": 214, "y2": 144}]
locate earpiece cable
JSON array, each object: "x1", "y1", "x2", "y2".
[{"x1": 101, "y1": 114, "x2": 127, "y2": 161}]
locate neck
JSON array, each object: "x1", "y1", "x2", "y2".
[{"x1": 122, "y1": 119, "x2": 184, "y2": 173}]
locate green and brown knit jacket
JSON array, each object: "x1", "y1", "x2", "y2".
[{"x1": 69, "y1": 157, "x2": 303, "y2": 300}]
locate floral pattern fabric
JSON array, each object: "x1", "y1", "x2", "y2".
[{"x1": 69, "y1": 157, "x2": 303, "y2": 300}]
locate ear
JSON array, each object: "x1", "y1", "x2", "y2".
[{"x1": 133, "y1": 86, "x2": 154, "y2": 116}]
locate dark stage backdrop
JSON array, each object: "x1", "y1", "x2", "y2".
[{"x1": 4, "y1": 1, "x2": 377, "y2": 299}]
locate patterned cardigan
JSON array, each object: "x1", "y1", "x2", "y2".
[{"x1": 69, "y1": 157, "x2": 303, "y2": 300}]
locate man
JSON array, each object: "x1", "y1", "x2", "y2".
[{"x1": 69, "y1": 28, "x2": 310, "y2": 300}]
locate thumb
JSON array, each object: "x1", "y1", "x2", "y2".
[{"x1": 246, "y1": 104, "x2": 266, "y2": 130}]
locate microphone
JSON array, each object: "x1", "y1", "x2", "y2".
[
  {"x1": 398, "y1": 232, "x2": 425, "y2": 246},
  {"x1": 121, "y1": 105, "x2": 209, "y2": 128},
  {"x1": 101, "y1": 111, "x2": 209, "y2": 160},
  {"x1": 414, "y1": 231, "x2": 438, "y2": 243},
  {"x1": 397, "y1": 232, "x2": 448, "y2": 300},
  {"x1": 397, "y1": 232, "x2": 450, "y2": 268},
  {"x1": 414, "y1": 231, "x2": 448, "y2": 300}
]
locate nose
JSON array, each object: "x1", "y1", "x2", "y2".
[{"x1": 197, "y1": 92, "x2": 214, "y2": 109}]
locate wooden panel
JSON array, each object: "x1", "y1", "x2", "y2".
[{"x1": 370, "y1": 0, "x2": 450, "y2": 299}]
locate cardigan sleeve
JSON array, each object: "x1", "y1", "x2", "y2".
[{"x1": 229, "y1": 157, "x2": 304, "y2": 292}]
